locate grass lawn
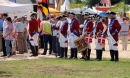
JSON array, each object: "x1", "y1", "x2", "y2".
[{"x1": 0, "y1": 58, "x2": 130, "y2": 78}]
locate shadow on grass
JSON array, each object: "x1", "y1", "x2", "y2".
[{"x1": 0, "y1": 71, "x2": 13, "y2": 77}]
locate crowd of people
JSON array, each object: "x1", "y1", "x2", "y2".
[
  {"x1": 0, "y1": 13, "x2": 28, "y2": 57},
  {"x1": 0, "y1": 11, "x2": 130, "y2": 62}
]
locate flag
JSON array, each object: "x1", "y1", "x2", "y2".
[
  {"x1": 98, "y1": 34, "x2": 106, "y2": 44},
  {"x1": 37, "y1": 0, "x2": 49, "y2": 32},
  {"x1": 61, "y1": 0, "x2": 70, "y2": 12},
  {"x1": 85, "y1": 34, "x2": 93, "y2": 43},
  {"x1": 37, "y1": 0, "x2": 49, "y2": 15},
  {"x1": 55, "y1": 0, "x2": 57, "y2": 9},
  {"x1": 56, "y1": 0, "x2": 62, "y2": 11}
]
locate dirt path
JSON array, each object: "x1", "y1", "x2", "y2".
[{"x1": 0, "y1": 40, "x2": 130, "y2": 61}]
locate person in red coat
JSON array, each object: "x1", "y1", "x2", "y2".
[
  {"x1": 82, "y1": 12, "x2": 93, "y2": 60},
  {"x1": 107, "y1": 12, "x2": 121, "y2": 62},
  {"x1": 28, "y1": 12, "x2": 39, "y2": 56},
  {"x1": 52, "y1": 14, "x2": 68, "y2": 58},
  {"x1": 95, "y1": 17, "x2": 107, "y2": 61},
  {"x1": 67, "y1": 12, "x2": 80, "y2": 59},
  {"x1": 102, "y1": 17, "x2": 108, "y2": 51}
]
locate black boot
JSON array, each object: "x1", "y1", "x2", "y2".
[
  {"x1": 95, "y1": 50, "x2": 98, "y2": 60},
  {"x1": 42, "y1": 48, "x2": 47, "y2": 55},
  {"x1": 30, "y1": 46, "x2": 35, "y2": 56},
  {"x1": 80, "y1": 51, "x2": 86, "y2": 59},
  {"x1": 110, "y1": 50, "x2": 114, "y2": 61},
  {"x1": 59, "y1": 47, "x2": 64, "y2": 58},
  {"x1": 96, "y1": 50, "x2": 100, "y2": 60},
  {"x1": 115, "y1": 51, "x2": 119, "y2": 62},
  {"x1": 35, "y1": 46, "x2": 38, "y2": 56},
  {"x1": 64, "y1": 47, "x2": 68, "y2": 58},
  {"x1": 98, "y1": 50, "x2": 102, "y2": 61},
  {"x1": 85, "y1": 49, "x2": 91, "y2": 60},
  {"x1": 69, "y1": 48, "x2": 74, "y2": 59},
  {"x1": 74, "y1": 48, "x2": 78, "y2": 59}
]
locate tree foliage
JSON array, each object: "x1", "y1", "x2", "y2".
[
  {"x1": 110, "y1": 2, "x2": 130, "y2": 15},
  {"x1": 68, "y1": 4, "x2": 85, "y2": 9},
  {"x1": 72, "y1": 0, "x2": 83, "y2": 4},
  {"x1": 72, "y1": 0, "x2": 130, "y2": 8}
]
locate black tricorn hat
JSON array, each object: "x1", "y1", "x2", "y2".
[
  {"x1": 82, "y1": 12, "x2": 90, "y2": 16},
  {"x1": 30, "y1": 12, "x2": 37, "y2": 16},
  {"x1": 109, "y1": 12, "x2": 116, "y2": 15},
  {"x1": 60, "y1": 14, "x2": 67, "y2": 18},
  {"x1": 68, "y1": 11, "x2": 75, "y2": 15},
  {"x1": 93, "y1": 14, "x2": 99, "y2": 18},
  {"x1": 56, "y1": 16, "x2": 61, "y2": 20}
]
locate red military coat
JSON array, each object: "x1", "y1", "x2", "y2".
[
  {"x1": 84, "y1": 20, "x2": 93, "y2": 33},
  {"x1": 95, "y1": 22, "x2": 104, "y2": 35},
  {"x1": 55, "y1": 22, "x2": 68, "y2": 37},
  {"x1": 70, "y1": 18, "x2": 80, "y2": 36},
  {"x1": 29, "y1": 18, "x2": 38, "y2": 37},
  {"x1": 109, "y1": 19, "x2": 121, "y2": 43}
]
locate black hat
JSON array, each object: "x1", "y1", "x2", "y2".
[
  {"x1": 110, "y1": 12, "x2": 116, "y2": 15},
  {"x1": 68, "y1": 12, "x2": 75, "y2": 15},
  {"x1": 98, "y1": 16, "x2": 102, "y2": 20},
  {"x1": 30, "y1": 12, "x2": 37, "y2": 16},
  {"x1": 93, "y1": 14, "x2": 99, "y2": 18},
  {"x1": 82, "y1": 12, "x2": 90, "y2": 16},
  {"x1": 106, "y1": 12, "x2": 110, "y2": 14},
  {"x1": 56, "y1": 16, "x2": 61, "y2": 20},
  {"x1": 3, "y1": 13, "x2": 8, "y2": 17},
  {"x1": 60, "y1": 14, "x2": 67, "y2": 18}
]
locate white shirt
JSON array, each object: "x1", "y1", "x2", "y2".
[{"x1": 66, "y1": 18, "x2": 71, "y2": 23}]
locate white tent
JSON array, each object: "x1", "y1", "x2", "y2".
[
  {"x1": 67, "y1": 8, "x2": 96, "y2": 14},
  {"x1": 0, "y1": 0, "x2": 33, "y2": 18}
]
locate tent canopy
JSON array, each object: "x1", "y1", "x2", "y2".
[
  {"x1": 0, "y1": 0, "x2": 33, "y2": 13},
  {"x1": 0, "y1": 0, "x2": 33, "y2": 18},
  {"x1": 67, "y1": 8, "x2": 96, "y2": 14}
]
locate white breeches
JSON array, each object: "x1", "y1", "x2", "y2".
[
  {"x1": 68, "y1": 35, "x2": 78, "y2": 48},
  {"x1": 59, "y1": 33, "x2": 67, "y2": 48},
  {"x1": 95, "y1": 38, "x2": 102, "y2": 50},
  {"x1": 29, "y1": 34, "x2": 39, "y2": 46}
]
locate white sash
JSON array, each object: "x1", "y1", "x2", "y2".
[{"x1": 107, "y1": 27, "x2": 116, "y2": 45}]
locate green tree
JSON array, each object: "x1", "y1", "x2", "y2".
[
  {"x1": 111, "y1": 2, "x2": 130, "y2": 16},
  {"x1": 72, "y1": 0, "x2": 83, "y2": 4},
  {"x1": 72, "y1": 0, "x2": 123, "y2": 8}
]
